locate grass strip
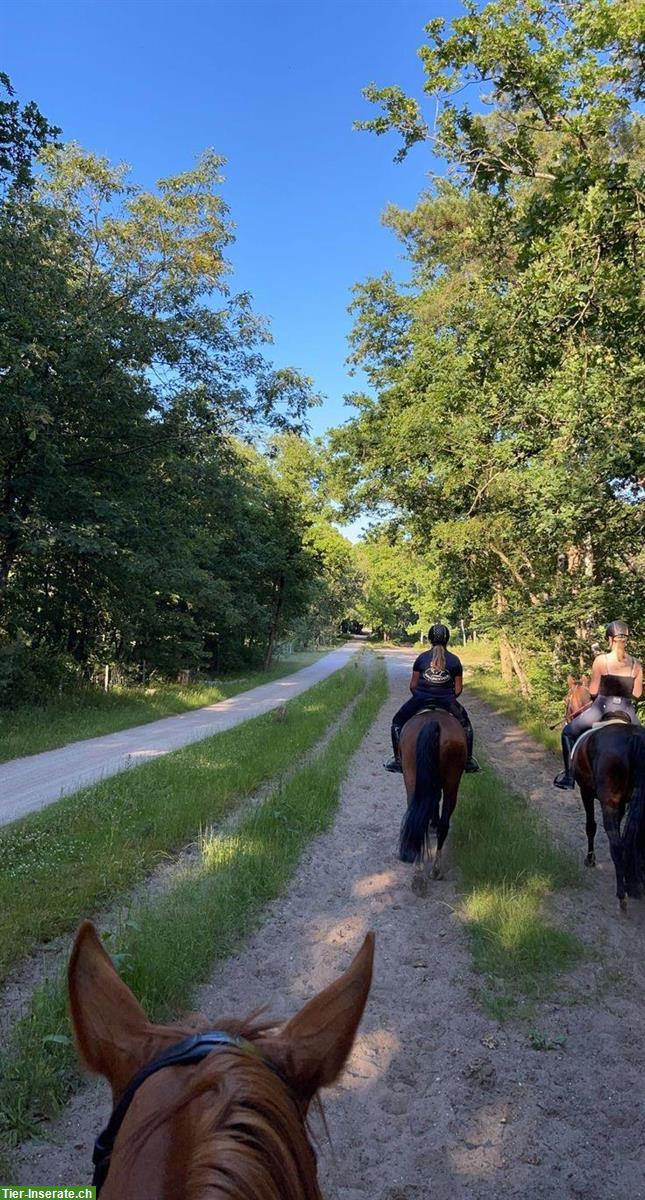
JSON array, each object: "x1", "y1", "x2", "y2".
[
  {"x1": 460, "y1": 642, "x2": 561, "y2": 754},
  {"x1": 0, "y1": 650, "x2": 331, "y2": 763},
  {"x1": 0, "y1": 659, "x2": 387, "y2": 1156},
  {"x1": 452, "y1": 761, "x2": 585, "y2": 1021},
  {"x1": 0, "y1": 657, "x2": 364, "y2": 983}
]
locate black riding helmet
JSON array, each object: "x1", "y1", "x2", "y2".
[
  {"x1": 429, "y1": 623, "x2": 450, "y2": 645},
  {"x1": 606, "y1": 620, "x2": 629, "y2": 639}
]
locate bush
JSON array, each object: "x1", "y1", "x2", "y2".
[{"x1": 0, "y1": 640, "x2": 81, "y2": 708}]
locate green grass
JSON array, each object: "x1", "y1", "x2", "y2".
[
  {"x1": 452, "y1": 760, "x2": 585, "y2": 1020},
  {"x1": 0, "y1": 658, "x2": 365, "y2": 983},
  {"x1": 0, "y1": 659, "x2": 387, "y2": 1155},
  {"x1": 0, "y1": 651, "x2": 330, "y2": 764},
  {"x1": 460, "y1": 642, "x2": 561, "y2": 754}
]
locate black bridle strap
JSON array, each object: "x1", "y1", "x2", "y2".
[{"x1": 92, "y1": 1031, "x2": 287, "y2": 1195}]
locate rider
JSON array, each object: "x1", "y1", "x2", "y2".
[
  {"x1": 383, "y1": 623, "x2": 480, "y2": 774},
  {"x1": 554, "y1": 619, "x2": 643, "y2": 789}
]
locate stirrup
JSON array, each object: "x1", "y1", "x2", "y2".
[
  {"x1": 383, "y1": 757, "x2": 403, "y2": 774},
  {"x1": 464, "y1": 757, "x2": 481, "y2": 774},
  {"x1": 553, "y1": 771, "x2": 575, "y2": 790}
]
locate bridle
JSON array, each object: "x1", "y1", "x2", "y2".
[{"x1": 92, "y1": 1030, "x2": 296, "y2": 1195}]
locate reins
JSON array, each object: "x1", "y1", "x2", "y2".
[
  {"x1": 92, "y1": 1030, "x2": 293, "y2": 1195},
  {"x1": 549, "y1": 696, "x2": 592, "y2": 730}
]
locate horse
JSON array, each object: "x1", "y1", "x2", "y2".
[
  {"x1": 398, "y1": 708, "x2": 467, "y2": 889},
  {"x1": 572, "y1": 723, "x2": 645, "y2": 910},
  {"x1": 68, "y1": 920, "x2": 374, "y2": 1199},
  {"x1": 562, "y1": 673, "x2": 592, "y2": 725},
  {"x1": 560, "y1": 675, "x2": 645, "y2": 905}
]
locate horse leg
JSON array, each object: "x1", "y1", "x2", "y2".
[
  {"x1": 580, "y1": 787, "x2": 597, "y2": 867},
  {"x1": 432, "y1": 785, "x2": 458, "y2": 880},
  {"x1": 600, "y1": 800, "x2": 627, "y2": 910}
]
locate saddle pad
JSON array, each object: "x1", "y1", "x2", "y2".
[{"x1": 571, "y1": 719, "x2": 632, "y2": 764}]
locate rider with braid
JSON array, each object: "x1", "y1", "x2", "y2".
[
  {"x1": 554, "y1": 619, "x2": 643, "y2": 790},
  {"x1": 384, "y1": 623, "x2": 480, "y2": 774}
]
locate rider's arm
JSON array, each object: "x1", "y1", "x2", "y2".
[
  {"x1": 454, "y1": 675, "x2": 463, "y2": 698},
  {"x1": 409, "y1": 671, "x2": 420, "y2": 694},
  {"x1": 588, "y1": 657, "x2": 603, "y2": 699},
  {"x1": 633, "y1": 662, "x2": 643, "y2": 700}
]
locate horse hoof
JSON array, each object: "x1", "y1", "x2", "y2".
[
  {"x1": 432, "y1": 862, "x2": 444, "y2": 881},
  {"x1": 585, "y1": 853, "x2": 596, "y2": 868},
  {"x1": 411, "y1": 872, "x2": 428, "y2": 898},
  {"x1": 619, "y1": 897, "x2": 628, "y2": 913}
]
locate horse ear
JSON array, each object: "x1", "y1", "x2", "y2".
[
  {"x1": 581, "y1": 674, "x2": 590, "y2": 687},
  {"x1": 278, "y1": 932, "x2": 374, "y2": 1106},
  {"x1": 68, "y1": 920, "x2": 150, "y2": 1097},
  {"x1": 567, "y1": 674, "x2": 576, "y2": 686}
]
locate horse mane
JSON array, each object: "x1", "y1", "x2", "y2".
[{"x1": 118, "y1": 1016, "x2": 322, "y2": 1200}]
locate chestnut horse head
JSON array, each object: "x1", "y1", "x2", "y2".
[
  {"x1": 564, "y1": 673, "x2": 592, "y2": 722},
  {"x1": 68, "y1": 921, "x2": 374, "y2": 1200}
]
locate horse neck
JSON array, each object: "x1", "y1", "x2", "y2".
[
  {"x1": 567, "y1": 686, "x2": 591, "y2": 718},
  {"x1": 104, "y1": 1054, "x2": 322, "y2": 1200}
]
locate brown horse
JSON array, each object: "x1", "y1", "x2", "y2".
[
  {"x1": 398, "y1": 709, "x2": 467, "y2": 886},
  {"x1": 572, "y1": 724, "x2": 645, "y2": 909},
  {"x1": 68, "y1": 920, "x2": 374, "y2": 1198},
  {"x1": 563, "y1": 674, "x2": 592, "y2": 724},
  {"x1": 560, "y1": 676, "x2": 645, "y2": 904}
]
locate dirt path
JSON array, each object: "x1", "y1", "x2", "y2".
[
  {"x1": 0, "y1": 643, "x2": 361, "y2": 826},
  {"x1": 13, "y1": 650, "x2": 645, "y2": 1198}
]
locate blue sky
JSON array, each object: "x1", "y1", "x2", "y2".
[{"x1": 3, "y1": 0, "x2": 464, "y2": 445}]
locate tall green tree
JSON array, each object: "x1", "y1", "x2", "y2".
[
  {"x1": 0, "y1": 84, "x2": 324, "y2": 697},
  {"x1": 331, "y1": 0, "x2": 644, "y2": 696}
]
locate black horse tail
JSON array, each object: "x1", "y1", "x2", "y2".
[
  {"x1": 399, "y1": 720, "x2": 441, "y2": 864},
  {"x1": 623, "y1": 734, "x2": 645, "y2": 899}
]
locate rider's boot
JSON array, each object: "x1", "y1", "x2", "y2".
[
  {"x1": 553, "y1": 730, "x2": 576, "y2": 789},
  {"x1": 383, "y1": 724, "x2": 403, "y2": 773},
  {"x1": 463, "y1": 716, "x2": 481, "y2": 774}
]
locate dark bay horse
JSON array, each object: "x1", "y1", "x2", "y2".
[
  {"x1": 398, "y1": 709, "x2": 467, "y2": 887},
  {"x1": 573, "y1": 723, "x2": 645, "y2": 910},
  {"x1": 68, "y1": 920, "x2": 374, "y2": 1199}
]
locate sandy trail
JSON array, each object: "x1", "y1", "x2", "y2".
[{"x1": 13, "y1": 650, "x2": 645, "y2": 1198}]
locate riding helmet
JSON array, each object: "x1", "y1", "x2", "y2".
[
  {"x1": 429, "y1": 623, "x2": 450, "y2": 645},
  {"x1": 606, "y1": 619, "x2": 629, "y2": 639}
]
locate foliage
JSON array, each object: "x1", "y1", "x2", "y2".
[
  {"x1": 0, "y1": 79, "x2": 358, "y2": 701},
  {"x1": 0, "y1": 72, "x2": 60, "y2": 190},
  {"x1": 331, "y1": 0, "x2": 645, "y2": 698},
  {"x1": 268, "y1": 434, "x2": 365, "y2": 645}
]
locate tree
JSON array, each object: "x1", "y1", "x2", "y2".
[
  {"x1": 0, "y1": 72, "x2": 60, "y2": 190},
  {"x1": 331, "y1": 0, "x2": 644, "y2": 698},
  {"x1": 0, "y1": 90, "x2": 324, "y2": 697},
  {"x1": 268, "y1": 434, "x2": 365, "y2": 647}
]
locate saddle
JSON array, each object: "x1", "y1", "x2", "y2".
[{"x1": 571, "y1": 718, "x2": 635, "y2": 765}]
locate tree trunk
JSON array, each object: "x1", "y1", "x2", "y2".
[
  {"x1": 506, "y1": 638, "x2": 531, "y2": 697},
  {"x1": 500, "y1": 631, "x2": 514, "y2": 686},
  {"x1": 264, "y1": 572, "x2": 285, "y2": 670}
]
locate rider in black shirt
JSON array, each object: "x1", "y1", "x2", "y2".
[{"x1": 383, "y1": 624, "x2": 480, "y2": 774}]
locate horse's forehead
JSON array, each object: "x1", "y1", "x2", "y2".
[{"x1": 103, "y1": 1067, "x2": 201, "y2": 1199}]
